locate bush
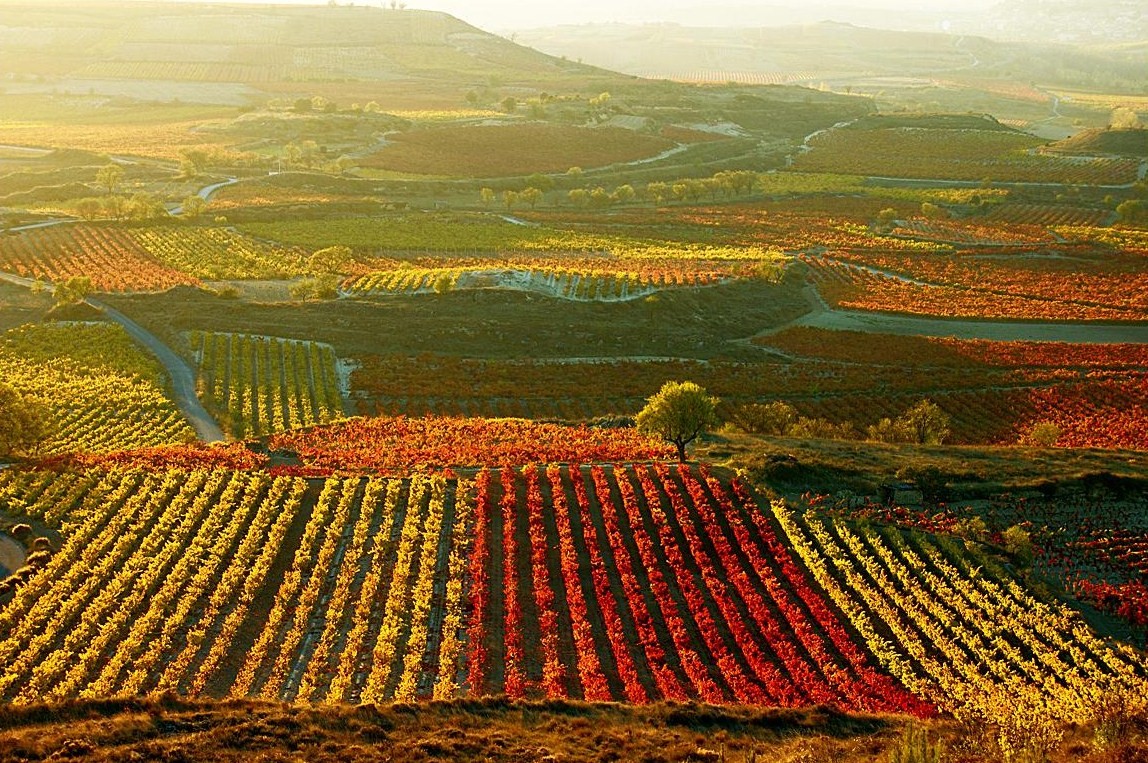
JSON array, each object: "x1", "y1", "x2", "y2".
[
  {"x1": 24, "y1": 550, "x2": 51, "y2": 568},
  {"x1": 1022, "y1": 421, "x2": 1060, "y2": 447},
  {"x1": 788, "y1": 416, "x2": 856, "y2": 440},
  {"x1": 290, "y1": 275, "x2": 340, "y2": 301},
  {"x1": 433, "y1": 274, "x2": 454, "y2": 294},
  {"x1": 896, "y1": 465, "x2": 950, "y2": 503},
  {"x1": 867, "y1": 417, "x2": 903, "y2": 443},
  {"x1": 731, "y1": 401, "x2": 797, "y2": 435},
  {"x1": 1090, "y1": 688, "x2": 1144, "y2": 750},
  {"x1": 1001, "y1": 525, "x2": 1034, "y2": 566},
  {"x1": 955, "y1": 516, "x2": 989, "y2": 542}
]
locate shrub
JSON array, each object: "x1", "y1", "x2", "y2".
[
  {"x1": 955, "y1": 517, "x2": 989, "y2": 542},
  {"x1": 731, "y1": 401, "x2": 797, "y2": 435},
  {"x1": 867, "y1": 417, "x2": 903, "y2": 443},
  {"x1": 789, "y1": 416, "x2": 856, "y2": 441},
  {"x1": 1001, "y1": 525, "x2": 1034, "y2": 566},
  {"x1": 290, "y1": 275, "x2": 340, "y2": 301},
  {"x1": 1022, "y1": 421, "x2": 1060, "y2": 447},
  {"x1": 1090, "y1": 688, "x2": 1144, "y2": 750}
]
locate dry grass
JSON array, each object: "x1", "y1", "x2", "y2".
[
  {"x1": 0, "y1": 697, "x2": 1143, "y2": 763},
  {"x1": 702, "y1": 433, "x2": 1148, "y2": 499}
]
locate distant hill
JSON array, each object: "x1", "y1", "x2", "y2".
[
  {"x1": 0, "y1": 2, "x2": 624, "y2": 105},
  {"x1": 514, "y1": 21, "x2": 1148, "y2": 94},
  {"x1": 515, "y1": 22, "x2": 979, "y2": 86}
]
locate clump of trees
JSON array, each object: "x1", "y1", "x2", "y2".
[
  {"x1": 731, "y1": 398, "x2": 951, "y2": 446},
  {"x1": 731, "y1": 402, "x2": 858, "y2": 441},
  {"x1": 0, "y1": 384, "x2": 49, "y2": 459},
  {"x1": 52, "y1": 276, "x2": 93, "y2": 307},
  {"x1": 867, "y1": 400, "x2": 951, "y2": 445},
  {"x1": 479, "y1": 169, "x2": 759, "y2": 212},
  {"x1": 75, "y1": 165, "x2": 170, "y2": 221},
  {"x1": 1116, "y1": 199, "x2": 1146, "y2": 225}
]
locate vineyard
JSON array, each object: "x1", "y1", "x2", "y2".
[
  {"x1": 345, "y1": 339, "x2": 1148, "y2": 449},
  {"x1": 0, "y1": 323, "x2": 194, "y2": 454},
  {"x1": 0, "y1": 225, "x2": 306, "y2": 291},
  {"x1": 802, "y1": 253, "x2": 1148, "y2": 321},
  {"x1": 239, "y1": 216, "x2": 623, "y2": 254},
  {"x1": 358, "y1": 124, "x2": 677, "y2": 177},
  {"x1": 268, "y1": 417, "x2": 673, "y2": 473},
  {"x1": 3, "y1": 3, "x2": 1148, "y2": 747},
  {"x1": 129, "y1": 227, "x2": 307, "y2": 281},
  {"x1": 0, "y1": 226, "x2": 197, "y2": 293},
  {"x1": 0, "y1": 461, "x2": 1139, "y2": 724},
  {"x1": 344, "y1": 264, "x2": 728, "y2": 301},
  {"x1": 983, "y1": 204, "x2": 1112, "y2": 227},
  {"x1": 890, "y1": 218, "x2": 1056, "y2": 246},
  {"x1": 773, "y1": 498, "x2": 1147, "y2": 725},
  {"x1": 790, "y1": 125, "x2": 1140, "y2": 184},
  {"x1": 190, "y1": 331, "x2": 345, "y2": 439}
]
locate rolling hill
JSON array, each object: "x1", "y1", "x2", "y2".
[{"x1": 0, "y1": 2, "x2": 624, "y2": 106}]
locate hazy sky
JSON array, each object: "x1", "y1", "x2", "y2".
[{"x1": 151, "y1": 0, "x2": 999, "y2": 32}]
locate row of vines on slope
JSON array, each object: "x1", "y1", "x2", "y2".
[
  {"x1": 190, "y1": 331, "x2": 343, "y2": 439},
  {"x1": 0, "y1": 464, "x2": 1140, "y2": 719}
]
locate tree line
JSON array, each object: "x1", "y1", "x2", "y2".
[{"x1": 480, "y1": 169, "x2": 759, "y2": 211}]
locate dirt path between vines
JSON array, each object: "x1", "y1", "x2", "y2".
[
  {"x1": 0, "y1": 535, "x2": 25, "y2": 577},
  {"x1": 750, "y1": 284, "x2": 1148, "y2": 344},
  {"x1": 793, "y1": 308, "x2": 1148, "y2": 343}
]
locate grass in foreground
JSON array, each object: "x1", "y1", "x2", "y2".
[
  {"x1": 702, "y1": 432, "x2": 1148, "y2": 499},
  {"x1": 0, "y1": 697, "x2": 1143, "y2": 763}
]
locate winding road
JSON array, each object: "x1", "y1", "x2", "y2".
[
  {"x1": 753, "y1": 284, "x2": 1148, "y2": 345},
  {"x1": 792, "y1": 308, "x2": 1148, "y2": 344},
  {"x1": 87, "y1": 298, "x2": 225, "y2": 442}
]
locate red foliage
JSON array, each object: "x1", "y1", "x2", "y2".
[
  {"x1": 269, "y1": 416, "x2": 672, "y2": 474},
  {"x1": 1073, "y1": 579, "x2": 1148, "y2": 629}
]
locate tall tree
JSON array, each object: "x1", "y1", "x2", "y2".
[
  {"x1": 96, "y1": 164, "x2": 124, "y2": 195},
  {"x1": 636, "y1": 381, "x2": 719, "y2": 462}
]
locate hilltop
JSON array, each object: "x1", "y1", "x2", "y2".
[{"x1": 0, "y1": 1, "x2": 622, "y2": 107}]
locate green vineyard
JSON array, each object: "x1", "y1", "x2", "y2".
[{"x1": 191, "y1": 331, "x2": 345, "y2": 438}]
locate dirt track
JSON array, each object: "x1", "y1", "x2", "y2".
[
  {"x1": 753, "y1": 285, "x2": 1148, "y2": 344},
  {"x1": 795, "y1": 308, "x2": 1148, "y2": 343}
]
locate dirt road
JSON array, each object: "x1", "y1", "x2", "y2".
[{"x1": 86, "y1": 298, "x2": 226, "y2": 442}]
